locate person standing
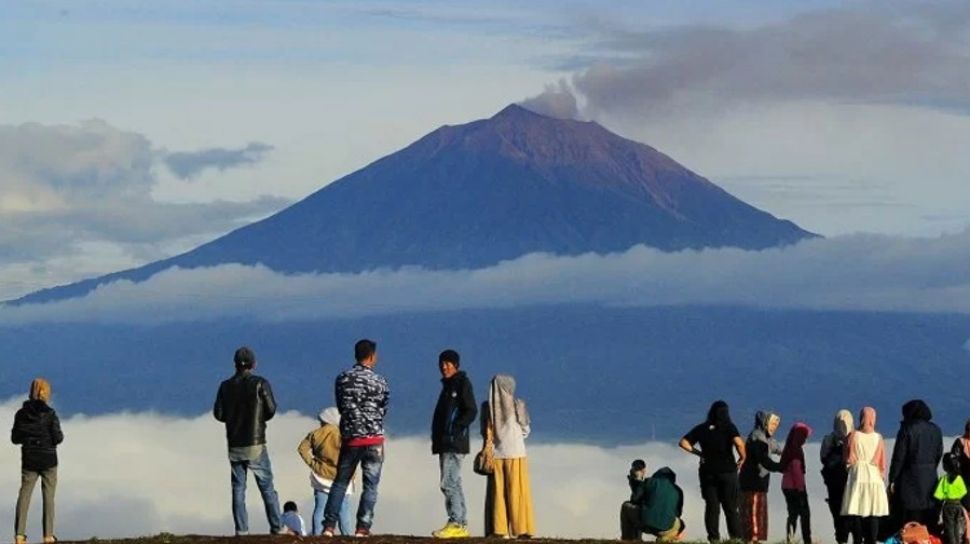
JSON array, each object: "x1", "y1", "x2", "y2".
[
  {"x1": 739, "y1": 411, "x2": 784, "y2": 543},
  {"x1": 298, "y1": 407, "x2": 355, "y2": 535},
  {"x1": 949, "y1": 419, "x2": 970, "y2": 512},
  {"x1": 431, "y1": 349, "x2": 478, "y2": 539},
  {"x1": 888, "y1": 399, "x2": 943, "y2": 530},
  {"x1": 213, "y1": 346, "x2": 282, "y2": 536},
  {"x1": 679, "y1": 400, "x2": 746, "y2": 543},
  {"x1": 841, "y1": 407, "x2": 889, "y2": 544},
  {"x1": 780, "y1": 422, "x2": 813, "y2": 544},
  {"x1": 482, "y1": 374, "x2": 535, "y2": 538},
  {"x1": 820, "y1": 409, "x2": 854, "y2": 544},
  {"x1": 322, "y1": 339, "x2": 390, "y2": 538},
  {"x1": 12, "y1": 378, "x2": 63, "y2": 544}
]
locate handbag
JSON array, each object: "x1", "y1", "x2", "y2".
[{"x1": 473, "y1": 421, "x2": 495, "y2": 476}]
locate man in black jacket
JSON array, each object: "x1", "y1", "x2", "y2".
[
  {"x1": 431, "y1": 349, "x2": 477, "y2": 539},
  {"x1": 213, "y1": 346, "x2": 282, "y2": 536}
]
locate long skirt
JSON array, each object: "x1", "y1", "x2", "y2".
[
  {"x1": 485, "y1": 457, "x2": 535, "y2": 537},
  {"x1": 740, "y1": 490, "x2": 769, "y2": 542}
]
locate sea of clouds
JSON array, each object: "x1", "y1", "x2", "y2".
[{"x1": 1, "y1": 398, "x2": 868, "y2": 541}]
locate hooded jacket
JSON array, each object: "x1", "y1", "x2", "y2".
[
  {"x1": 740, "y1": 411, "x2": 785, "y2": 492},
  {"x1": 431, "y1": 371, "x2": 477, "y2": 455},
  {"x1": 335, "y1": 363, "x2": 390, "y2": 440},
  {"x1": 213, "y1": 370, "x2": 277, "y2": 448},
  {"x1": 633, "y1": 467, "x2": 684, "y2": 533},
  {"x1": 11, "y1": 399, "x2": 64, "y2": 472},
  {"x1": 889, "y1": 400, "x2": 943, "y2": 510},
  {"x1": 298, "y1": 409, "x2": 343, "y2": 481},
  {"x1": 781, "y1": 423, "x2": 813, "y2": 491}
]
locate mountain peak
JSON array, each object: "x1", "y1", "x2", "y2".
[{"x1": 12, "y1": 105, "x2": 816, "y2": 305}]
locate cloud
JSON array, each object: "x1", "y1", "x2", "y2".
[
  {"x1": 535, "y1": 4, "x2": 970, "y2": 120},
  {"x1": 0, "y1": 121, "x2": 288, "y2": 297},
  {"x1": 164, "y1": 142, "x2": 275, "y2": 180},
  {"x1": 5, "y1": 229, "x2": 970, "y2": 324},
  {"x1": 519, "y1": 81, "x2": 580, "y2": 120},
  {"x1": 0, "y1": 400, "x2": 844, "y2": 540}
]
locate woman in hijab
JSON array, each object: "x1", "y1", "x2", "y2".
[
  {"x1": 841, "y1": 407, "x2": 889, "y2": 544},
  {"x1": 482, "y1": 374, "x2": 535, "y2": 538},
  {"x1": 949, "y1": 419, "x2": 970, "y2": 511},
  {"x1": 739, "y1": 411, "x2": 784, "y2": 543},
  {"x1": 12, "y1": 378, "x2": 63, "y2": 544},
  {"x1": 820, "y1": 410, "x2": 854, "y2": 544},
  {"x1": 781, "y1": 422, "x2": 813, "y2": 544},
  {"x1": 679, "y1": 400, "x2": 746, "y2": 542},
  {"x1": 888, "y1": 399, "x2": 943, "y2": 530}
]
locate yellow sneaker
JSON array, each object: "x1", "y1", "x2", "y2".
[
  {"x1": 432, "y1": 523, "x2": 470, "y2": 539},
  {"x1": 15, "y1": 536, "x2": 27, "y2": 544}
]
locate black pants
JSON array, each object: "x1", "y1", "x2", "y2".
[
  {"x1": 942, "y1": 502, "x2": 965, "y2": 544},
  {"x1": 823, "y1": 474, "x2": 851, "y2": 544},
  {"x1": 849, "y1": 516, "x2": 879, "y2": 544},
  {"x1": 699, "y1": 470, "x2": 740, "y2": 541},
  {"x1": 784, "y1": 489, "x2": 812, "y2": 544}
]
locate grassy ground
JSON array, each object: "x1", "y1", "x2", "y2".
[{"x1": 65, "y1": 534, "x2": 714, "y2": 544}]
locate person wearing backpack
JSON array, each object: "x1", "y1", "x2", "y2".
[
  {"x1": 12, "y1": 378, "x2": 64, "y2": 544},
  {"x1": 821, "y1": 410, "x2": 854, "y2": 544}
]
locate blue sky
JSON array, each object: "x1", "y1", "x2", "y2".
[{"x1": 2, "y1": 1, "x2": 970, "y2": 298}]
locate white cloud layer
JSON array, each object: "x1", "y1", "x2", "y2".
[
  {"x1": 4, "y1": 229, "x2": 970, "y2": 323},
  {"x1": 0, "y1": 399, "x2": 849, "y2": 541}
]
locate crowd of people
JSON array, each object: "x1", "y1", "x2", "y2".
[
  {"x1": 621, "y1": 400, "x2": 967, "y2": 544},
  {"x1": 8, "y1": 343, "x2": 970, "y2": 544}
]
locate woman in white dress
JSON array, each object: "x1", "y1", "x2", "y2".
[{"x1": 841, "y1": 407, "x2": 889, "y2": 544}]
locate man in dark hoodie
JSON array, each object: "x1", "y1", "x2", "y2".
[
  {"x1": 431, "y1": 349, "x2": 478, "y2": 539},
  {"x1": 622, "y1": 467, "x2": 686, "y2": 541},
  {"x1": 889, "y1": 399, "x2": 943, "y2": 531},
  {"x1": 11, "y1": 378, "x2": 63, "y2": 544}
]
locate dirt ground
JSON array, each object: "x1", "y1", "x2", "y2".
[{"x1": 65, "y1": 535, "x2": 643, "y2": 544}]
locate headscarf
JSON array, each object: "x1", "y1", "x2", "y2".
[
  {"x1": 902, "y1": 399, "x2": 933, "y2": 423},
  {"x1": 749, "y1": 410, "x2": 781, "y2": 445},
  {"x1": 848, "y1": 406, "x2": 886, "y2": 477},
  {"x1": 319, "y1": 407, "x2": 340, "y2": 427},
  {"x1": 706, "y1": 400, "x2": 732, "y2": 430},
  {"x1": 834, "y1": 409, "x2": 854, "y2": 438},
  {"x1": 29, "y1": 378, "x2": 51, "y2": 403},
  {"x1": 780, "y1": 422, "x2": 813, "y2": 469},
  {"x1": 489, "y1": 374, "x2": 519, "y2": 436}
]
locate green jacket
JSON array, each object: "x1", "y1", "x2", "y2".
[
  {"x1": 934, "y1": 474, "x2": 968, "y2": 501},
  {"x1": 634, "y1": 467, "x2": 683, "y2": 532}
]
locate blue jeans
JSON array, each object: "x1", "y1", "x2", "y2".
[
  {"x1": 439, "y1": 453, "x2": 467, "y2": 526},
  {"x1": 323, "y1": 444, "x2": 384, "y2": 531},
  {"x1": 313, "y1": 489, "x2": 353, "y2": 535},
  {"x1": 230, "y1": 448, "x2": 282, "y2": 534}
]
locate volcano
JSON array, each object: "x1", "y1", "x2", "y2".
[{"x1": 15, "y1": 104, "x2": 814, "y2": 304}]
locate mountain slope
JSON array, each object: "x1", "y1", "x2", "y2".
[{"x1": 14, "y1": 104, "x2": 814, "y2": 304}]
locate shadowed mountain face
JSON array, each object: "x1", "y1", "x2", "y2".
[{"x1": 15, "y1": 104, "x2": 814, "y2": 304}]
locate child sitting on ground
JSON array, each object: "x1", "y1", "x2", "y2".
[
  {"x1": 281, "y1": 501, "x2": 307, "y2": 536},
  {"x1": 629, "y1": 459, "x2": 648, "y2": 497},
  {"x1": 935, "y1": 453, "x2": 968, "y2": 544}
]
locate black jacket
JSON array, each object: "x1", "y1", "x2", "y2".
[
  {"x1": 213, "y1": 371, "x2": 277, "y2": 448},
  {"x1": 889, "y1": 418, "x2": 943, "y2": 510},
  {"x1": 11, "y1": 400, "x2": 64, "y2": 472},
  {"x1": 431, "y1": 371, "x2": 477, "y2": 454},
  {"x1": 739, "y1": 440, "x2": 784, "y2": 492}
]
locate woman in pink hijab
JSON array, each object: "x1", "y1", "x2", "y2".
[{"x1": 841, "y1": 407, "x2": 889, "y2": 544}]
